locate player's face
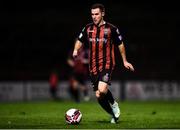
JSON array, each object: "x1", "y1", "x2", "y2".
[{"x1": 91, "y1": 8, "x2": 104, "y2": 26}]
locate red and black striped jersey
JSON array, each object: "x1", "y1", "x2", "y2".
[{"x1": 77, "y1": 21, "x2": 123, "y2": 75}]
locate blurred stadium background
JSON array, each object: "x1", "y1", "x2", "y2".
[{"x1": 0, "y1": 0, "x2": 179, "y2": 102}]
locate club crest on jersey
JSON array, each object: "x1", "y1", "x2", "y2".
[
  {"x1": 102, "y1": 73, "x2": 109, "y2": 82},
  {"x1": 104, "y1": 28, "x2": 109, "y2": 35}
]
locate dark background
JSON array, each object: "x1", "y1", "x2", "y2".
[{"x1": 0, "y1": 1, "x2": 179, "y2": 81}]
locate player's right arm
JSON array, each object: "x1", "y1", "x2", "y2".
[
  {"x1": 72, "y1": 40, "x2": 82, "y2": 58},
  {"x1": 73, "y1": 26, "x2": 87, "y2": 58}
]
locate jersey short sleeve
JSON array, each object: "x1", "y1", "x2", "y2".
[
  {"x1": 111, "y1": 26, "x2": 123, "y2": 46},
  {"x1": 77, "y1": 26, "x2": 87, "y2": 44}
]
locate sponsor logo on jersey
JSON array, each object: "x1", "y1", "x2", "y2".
[
  {"x1": 89, "y1": 38, "x2": 107, "y2": 43},
  {"x1": 104, "y1": 28, "x2": 109, "y2": 35}
]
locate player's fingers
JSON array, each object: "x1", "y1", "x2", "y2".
[
  {"x1": 72, "y1": 50, "x2": 78, "y2": 58},
  {"x1": 125, "y1": 65, "x2": 130, "y2": 70},
  {"x1": 129, "y1": 65, "x2": 134, "y2": 71}
]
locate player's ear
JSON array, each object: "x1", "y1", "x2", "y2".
[{"x1": 102, "y1": 11, "x2": 105, "y2": 17}]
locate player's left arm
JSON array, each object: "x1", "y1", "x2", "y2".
[
  {"x1": 118, "y1": 42, "x2": 134, "y2": 71},
  {"x1": 112, "y1": 26, "x2": 134, "y2": 71}
]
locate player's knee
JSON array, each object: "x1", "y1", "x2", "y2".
[
  {"x1": 98, "y1": 81, "x2": 108, "y2": 93},
  {"x1": 98, "y1": 85, "x2": 108, "y2": 94},
  {"x1": 95, "y1": 90, "x2": 101, "y2": 98}
]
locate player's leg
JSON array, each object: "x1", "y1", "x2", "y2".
[
  {"x1": 90, "y1": 74, "x2": 113, "y2": 115},
  {"x1": 78, "y1": 74, "x2": 90, "y2": 101},
  {"x1": 97, "y1": 81, "x2": 114, "y2": 115},
  {"x1": 90, "y1": 73, "x2": 117, "y2": 123},
  {"x1": 69, "y1": 77, "x2": 80, "y2": 103},
  {"x1": 81, "y1": 84, "x2": 90, "y2": 101},
  {"x1": 97, "y1": 81, "x2": 118, "y2": 123},
  {"x1": 99, "y1": 70, "x2": 120, "y2": 122},
  {"x1": 106, "y1": 89, "x2": 120, "y2": 119}
]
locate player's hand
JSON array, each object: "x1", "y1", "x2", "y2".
[
  {"x1": 72, "y1": 50, "x2": 78, "y2": 58},
  {"x1": 124, "y1": 61, "x2": 134, "y2": 72}
]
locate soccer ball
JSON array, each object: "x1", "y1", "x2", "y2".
[{"x1": 65, "y1": 108, "x2": 82, "y2": 124}]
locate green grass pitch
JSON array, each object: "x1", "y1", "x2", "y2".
[{"x1": 0, "y1": 100, "x2": 180, "y2": 129}]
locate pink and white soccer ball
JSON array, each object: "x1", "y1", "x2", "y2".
[{"x1": 65, "y1": 108, "x2": 82, "y2": 124}]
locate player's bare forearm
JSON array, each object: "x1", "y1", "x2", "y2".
[
  {"x1": 73, "y1": 40, "x2": 82, "y2": 58},
  {"x1": 118, "y1": 42, "x2": 127, "y2": 63},
  {"x1": 118, "y1": 42, "x2": 135, "y2": 71}
]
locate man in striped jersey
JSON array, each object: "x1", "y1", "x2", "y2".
[{"x1": 72, "y1": 3, "x2": 134, "y2": 123}]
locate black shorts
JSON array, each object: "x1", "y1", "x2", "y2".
[{"x1": 90, "y1": 69, "x2": 112, "y2": 91}]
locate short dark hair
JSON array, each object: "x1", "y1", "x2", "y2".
[{"x1": 91, "y1": 3, "x2": 105, "y2": 13}]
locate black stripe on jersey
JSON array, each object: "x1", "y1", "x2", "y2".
[
  {"x1": 96, "y1": 26, "x2": 100, "y2": 74},
  {"x1": 89, "y1": 25, "x2": 93, "y2": 72},
  {"x1": 109, "y1": 40, "x2": 113, "y2": 70},
  {"x1": 103, "y1": 24, "x2": 108, "y2": 70},
  {"x1": 109, "y1": 24, "x2": 113, "y2": 70}
]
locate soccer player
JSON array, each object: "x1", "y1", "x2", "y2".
[
  {"x1": 67, "y1": 46, "x2": 90, "y2": 102},
  {"x1": 49, "y1": 70, "x2": 59, "y2": 100},
  {"x1": 72, "y1": 3, "x2": 134, "y2": 123}
]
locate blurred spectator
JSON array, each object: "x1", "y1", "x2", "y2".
[
  {"x1": 67, "y1": 46, "x2": 90, "y2": 102},
  {"x1": 49, "y1": 70, "x2": 59, "y2": 100}
]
